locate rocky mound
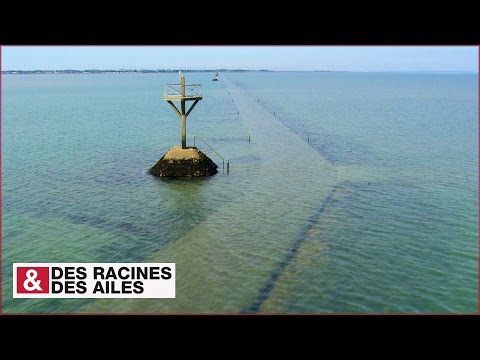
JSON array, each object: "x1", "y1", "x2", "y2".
[{"x1": 149, "y1": 146, "x2": 218, "y2": 177}]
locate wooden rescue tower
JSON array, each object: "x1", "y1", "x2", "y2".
[{"x1": 163, "y1": 73, "x2": 203, "y2": 149}]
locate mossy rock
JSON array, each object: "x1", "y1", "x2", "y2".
[{"x1": 149, "y1": 146, "x2": 218, "y2": 177}]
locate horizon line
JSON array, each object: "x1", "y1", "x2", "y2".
[{"x1": 2, "y1": 69, "x2": 478, "y2": 74}]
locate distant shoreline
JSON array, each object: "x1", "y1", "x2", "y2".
[
  {"x1": 2, "y1": 69, "x2": 476, "y2": 75},
  {"x1": 1, "y1": 69, "x2": 271, "y2": 75}
]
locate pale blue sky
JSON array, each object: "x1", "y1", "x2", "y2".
[{"x1": 2, "y1": 46, "x2": 478, "y2": 72}]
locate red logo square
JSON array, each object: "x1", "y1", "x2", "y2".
[{"x1": 17, "y1": 267, "x2": 50, "y2": 294}]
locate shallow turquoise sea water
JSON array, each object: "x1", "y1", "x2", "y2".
[{"x1": 2, "y1": 72, "x2": 478, "y2": 313}]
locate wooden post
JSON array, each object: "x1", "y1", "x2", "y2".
[
  {"x1": 180, "y1": 75, "x2": 187, "y2": 149},
  {"x1": 163, "y1": 74, "x2": 202, "y2": 150}
]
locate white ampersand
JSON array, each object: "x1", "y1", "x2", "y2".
[{"x1": 23, "y1": 269, "x2": 43, "y2": 291}]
